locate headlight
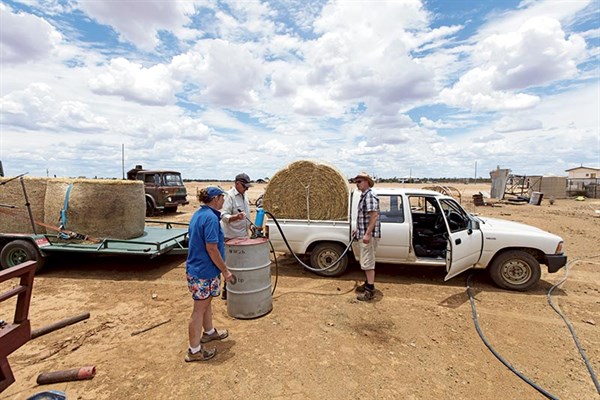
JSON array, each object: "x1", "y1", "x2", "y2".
[
  {"x1": 555, "y1": 241, "x2": 564, "y2": 254},
  {"x1": 167, "y1": 196, "x2": 172, "y2": 202}
]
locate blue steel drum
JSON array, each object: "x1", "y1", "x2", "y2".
[{"x1": 225, "y1": 237, "x2": 272, "y2": 319}]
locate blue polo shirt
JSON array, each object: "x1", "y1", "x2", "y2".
[{"x1": 186, "y1": 205, "x2": 225, "y2": 279}]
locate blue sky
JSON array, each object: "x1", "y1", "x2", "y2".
[{"x1": 1, "y1": 0, "x2": 598, "y2": 180}]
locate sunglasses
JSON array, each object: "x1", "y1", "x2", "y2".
[{"x1": 355, "y1": 180, "x2": 364, "y2": 183}]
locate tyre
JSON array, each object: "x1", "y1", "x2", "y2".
[
  {"x1": 488, "y1": 250, "x2": 541, "y2": 291},
  {"x1": 146, "y1": 198, "x2": 155, "y2": 217},
  {"x1": 309, "y1": 242, "x2": 348, "y2": 277},
  {"x1": 0, "y1": 240, "x2": 45, "y2": 271}
]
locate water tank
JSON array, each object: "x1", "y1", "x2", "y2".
[{"x1": 225, "y1": 237, "x2": 272, "y2": 319}]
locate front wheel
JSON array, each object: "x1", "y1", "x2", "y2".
[
  {"x1": 309, "y1": 242, "x2": 348, "y2": 277},
  {"x1": 146, "y1": 199, "x2": 155, "y2": 217},
  {"x1": 489, "y1": 250, "x2": 541, "y2": 291},
  {"x1": 0, "y1": 240, "x2": 45, "y2": 271}
]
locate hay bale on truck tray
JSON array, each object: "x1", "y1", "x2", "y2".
[
  {"x1": 263, "y1": 160, "x2": 349, "y2": 220},
  {"x1": 0, "y1": 177, "x2": 47, "y2": 234},
  {"x1": 44, "y1": 179, "x2": 145, "y2": 240}
]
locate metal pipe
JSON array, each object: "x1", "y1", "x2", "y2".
[
  {"x1": 31, "y1": 312, "x2": 90, "y2": 339},
  {"x1": 36, "y1": 366, "x2": 96, "y2": 385},
  {"x1": 19, "y1": 177, "x2": 36, "y2": 234}
]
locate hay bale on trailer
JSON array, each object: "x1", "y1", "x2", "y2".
[
  {"x1": 0, "y1": 177, "x2": 47, "y2": 234},
  {"x1": 263, "y1": 160, "x2": 349, "y2": 220},
  {"x1": 44, "y1": 179, "x2": 145, "y2": 239}
]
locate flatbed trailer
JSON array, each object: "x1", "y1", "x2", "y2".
[{"x1": 0, "y1": 221, "x2": 189, "y2": 271}]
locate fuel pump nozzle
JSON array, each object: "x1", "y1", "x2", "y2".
[{"x1": 238, "y1": 208, "x2": 265, "y2": 238}]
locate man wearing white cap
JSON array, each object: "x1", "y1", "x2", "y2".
[{"x1": 352, "y1": 172, "x2": 381, "y2": 301}]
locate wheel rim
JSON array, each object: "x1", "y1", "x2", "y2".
[
  {"x1": 501, "y1": 259, "x2": 532, "y2": 285},
  {"x1": 317, "y1": 249, "x2": 338, "y2": 269},
  {"x1": 7, "y1": 248, "x2": 30, "y2": 267}
]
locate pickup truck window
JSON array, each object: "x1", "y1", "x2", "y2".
[
  {"x1": 379, "y1": 195, "x2": 404, "y2": 223},
  {"x1": 439, "y1": 198, "x2": 469, "y2": 232}
]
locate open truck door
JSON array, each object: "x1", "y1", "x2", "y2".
[{"x1": 439, "y1": 199, "x2": 483, "y2": 281}]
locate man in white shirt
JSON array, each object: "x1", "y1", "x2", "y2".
[{"x1": 220, "y1": 173, "x2": 253, "y2": 299}]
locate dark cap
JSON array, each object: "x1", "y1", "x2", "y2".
[{"x1": 235, "y1": 173, "x2": 253, "y2": 188}]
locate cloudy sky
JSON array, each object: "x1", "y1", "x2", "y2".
[{"x1": 1, "y1": 0, "x2": 598, "y2": 180}]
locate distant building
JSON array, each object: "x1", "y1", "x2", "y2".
[
  {"x1": 566, "y1": 165, "x2": 600, "y2": 197},
  {"x1": 565, "y1": 165, "x2": 600, "y2": 180}
]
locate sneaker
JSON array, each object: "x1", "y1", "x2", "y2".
[
  {"x1": 185, "y1": 347, "x2": 216, "y2": 362},
  {"x1": 357, "y1": 288, "x2": 375, "y2": 301},
  {"x1": 201, "y1": 328, "x2": 229, "y2": 343},
  {"x1": 355, "y1": 282, "x2": 367, "y2": 293}
]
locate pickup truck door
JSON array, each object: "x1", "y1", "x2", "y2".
[
  {"x1": 376, "y1": 194, "x2": 410, "y2": 261},
  {"x1": 439, "y1": 199, "x2": 483, "y2": 281}
]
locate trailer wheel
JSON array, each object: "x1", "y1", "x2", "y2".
[
  {"x1": 309, "y1": 242, "x2": 348, "y2": 277},
  {"x1": 489, "y1": 250, "x2": 540, "y2": 291},
  {"x1": 0, "y1": 240, "x2": 45, "y2": 272}
]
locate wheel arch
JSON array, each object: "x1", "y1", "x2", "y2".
[{"x1": 487, "y1": 247, "x2": 545, "y2": 269}]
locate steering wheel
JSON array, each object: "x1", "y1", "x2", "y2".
[{"x1": 434, "y1": 213, "x2": 446, "y2": 230}]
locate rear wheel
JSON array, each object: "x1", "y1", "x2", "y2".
[
  {"x1": 0, "y1": 240, "x2": 45, "y2": 271},
  {"x1": 489, "y1": 250, "x2": 540, "y2": 291},
  {"x1": 309, "y1": 242, "x2": 348, "y2": 277}
]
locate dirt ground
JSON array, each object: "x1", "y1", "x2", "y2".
[{"x1": 2, "y1": 182, "x2": 599, "y2": 400}]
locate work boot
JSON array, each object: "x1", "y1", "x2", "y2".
[
  {"x1": 185, "y1": 347, "x2": 216, "y2": 362},
  {"x1": 201, "y1": 328, "x2": 229, "y2": 343},
  {"x1": 357, "y1": 288, "x2": 375, "y2": 301},
  {"x1": 355, "y1": 282, "x2": 368, "y2": 293}
]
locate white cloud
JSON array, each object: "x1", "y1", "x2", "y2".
[
  {"x1": 0, "y1": 3, "x2": 62, "y2": 64},
  {"x1": 89, "y1": 58, "x2": 179, "y2": 106},
  {"x1": 479, "y1": 17, "x2": 586, "y2": 90},
  {"x1": 75, "y1": 0, "x2": 198, "y2": 51},
  {"x1": 494, "y1": 116, "x2": 543, "y2": 133}
]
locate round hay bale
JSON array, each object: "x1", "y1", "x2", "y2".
[
  {"x1": 44, "y1": 179, "x2": 145, "y2": 239},
  {"x1": 263, "y1": 160, "x2": 349, "y2": 220},
  {"x1": 0, "y1": 177, "x2": 48, "y2": 234}
]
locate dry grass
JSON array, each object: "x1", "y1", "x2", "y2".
[
  {"x1": 0, "y1": 177, "x2": 48, "y2": 234},
  {"x1": 262, "y1": 160, "x2": 349, "y2": 220},
  {"x1": 44, "y1": 179, "x2": 145, "y2": 239}
]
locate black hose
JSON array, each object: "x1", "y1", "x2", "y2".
[
  {"x1": 466, "y1": 274, "x2": 559, "y2": 400},
  {"x1": 547, "y1": 255, "x2": 600, "y2": 394},
  {"x1": 268, "y1": 238, "x2": 278, "y2": 295},
  {"x1": 264, "y1": 210, "x2": 355, "y2": 273}
]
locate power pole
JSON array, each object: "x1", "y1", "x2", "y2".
[
  {"x1": 122, "y1": 144, "x2": 125, "y2": 179},
  {"x1": 474, "y1": 161, "x2": 477, "y2": 183}
]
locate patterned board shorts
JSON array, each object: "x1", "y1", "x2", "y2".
[{"x1": 187, "y1": 274, "x2": 221, "y2": 300}]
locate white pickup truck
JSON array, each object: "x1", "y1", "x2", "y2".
[{"x1": 265, "y1": 188, "x2": 567, "y2": 291}]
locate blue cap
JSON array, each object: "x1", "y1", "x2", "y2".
[{"x1": 206, "y1": 186, "x2": 225, "y2": 199}]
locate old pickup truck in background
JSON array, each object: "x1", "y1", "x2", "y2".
[
  {"x1": 127, "y1": 165, "x2": 189, "y2": 216},
  {"x1": 266, "y1": 188, "x2": 567, "y2": 291}
]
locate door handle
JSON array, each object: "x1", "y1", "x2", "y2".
[{"x1": 455, "y1": 238, "x2": 461, "y2": 245}]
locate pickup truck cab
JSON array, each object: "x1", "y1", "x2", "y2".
[{"x1": 266, "y1": 188, "x2": 566, "y2": 291}]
